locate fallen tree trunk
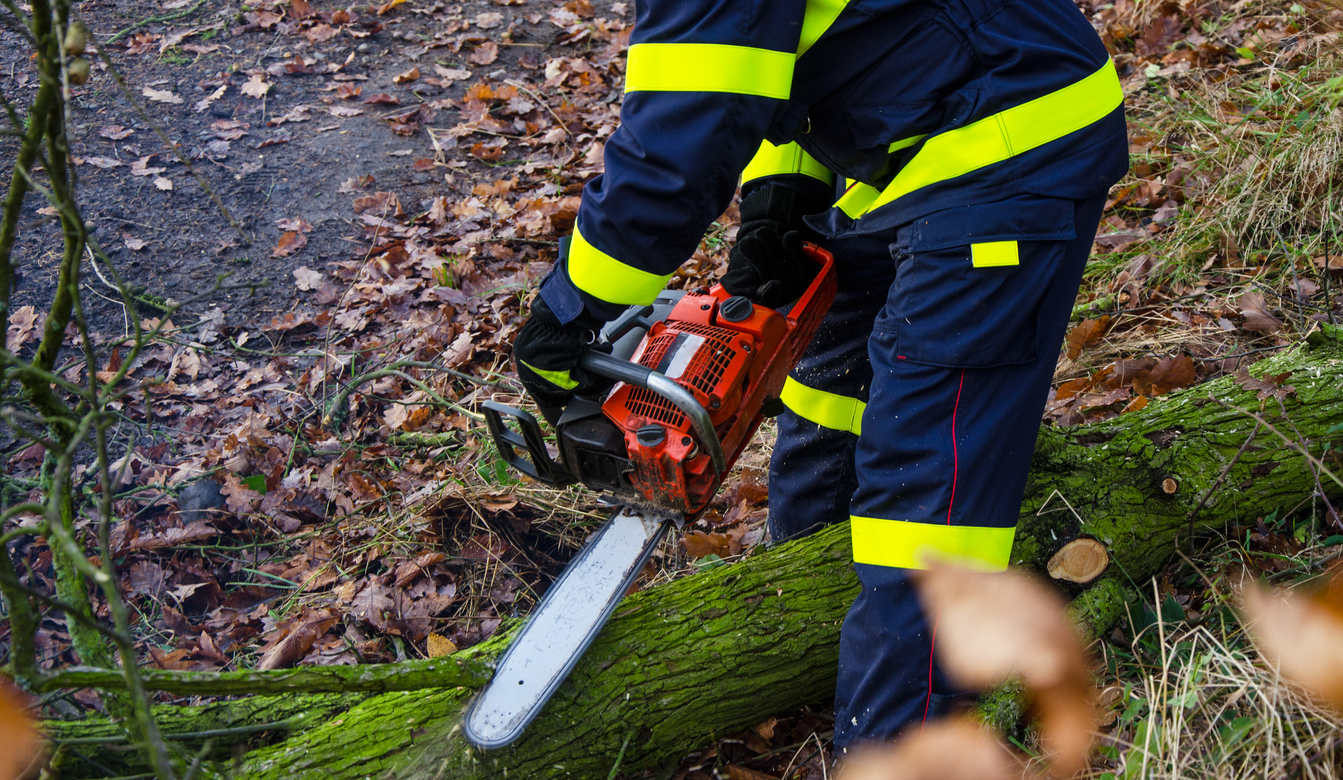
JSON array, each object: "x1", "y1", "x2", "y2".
[{"x1": 47, "y1": 329, "x2": 1343, "y2": 779}]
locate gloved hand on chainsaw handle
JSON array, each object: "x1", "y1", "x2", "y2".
[
  {"x1": 721, "y1": 183, "x2": 825, "y2": 309},
  {"x1": 513, "y1": 297, "x2": 612, "y2": 424}
]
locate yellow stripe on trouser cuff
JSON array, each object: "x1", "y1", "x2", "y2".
[
  {"x1": 851, "y1": 516, "x2": 1015, "y2": 571},
  {"x1": 520, "y1": 360, "x2": 578, "y2": 390},
  {"x1": 861, "y1": 60, "x2": 1123, "y2": 216},
  {"x1": 625, "y1": 43, "x2": 794, "y2": 99},
  {"x1": 780, "y1": 377, "x2": 864, "y2": 435},
  {"x1": 742, "y1": 141, "x2": 835, "y2": 185},
  {"x1": 567, "y1": 227, "x2": 671, "y2": 307}
]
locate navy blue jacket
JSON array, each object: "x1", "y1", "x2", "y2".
[{"x1": 540, "y1": 0, "x2": 1129, "y2": 324}]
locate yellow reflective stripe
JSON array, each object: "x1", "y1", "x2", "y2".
[
  {"x1": 741, "y1": 141, "x2": 835, "y2": 185},
  {"x1": 850, "y1": 516, "x2": 1016, "y2": 571},
  {"x1": 799, "y1": 0, "x2": 849, "y2": 56},
  {"x1": 519, "y1": 360, "x2": 578, "y2": 390},
  {"x1": 971, "y1": 241, "x2": 1019, "y2": 268},
  {"x1": 625, "y1": 44, "x2": 794, "y2": 99},
  {"x1": 863, "y1": 60, "x2": 1123, "y2": 215},
  {"x1": 835, "y1": 181, "x2": 880, "y2": 219},
  {"x1": 780, "y1": 377, "x2": 865, "y2": 435},
  {"x1": 568, "y1": 226, "x2": 672, "y2": 306},
  {"x1": 888, "y1": 135, "x2": 927, "y2": 154}
]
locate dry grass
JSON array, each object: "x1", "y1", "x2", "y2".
[
  {"x1": 1111, "y1": 39, "x2": 1343, "y2": 287},
  {"x1": 1092, "y1": 571, "x2": 1343, "y2": 779}
]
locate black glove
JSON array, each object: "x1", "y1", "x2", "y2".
[
  {"x1": 513, "y1": 297, "x2": 610, "y2": 423},
  {"x1": 721, "y1": 185, "x2": 822, "y2": 309}
]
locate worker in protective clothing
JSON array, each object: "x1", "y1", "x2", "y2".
[{"x1": 512, "y1": 0, "x2": 1128, "y2": 753}]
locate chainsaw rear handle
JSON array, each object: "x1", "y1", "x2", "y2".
[{"x1": 577, "y1": 352, "x2": 727, "y2": 477}]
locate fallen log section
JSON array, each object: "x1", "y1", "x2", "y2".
[{"x1": 45, "y1": 328, "x2": 1343, "y2": 779}]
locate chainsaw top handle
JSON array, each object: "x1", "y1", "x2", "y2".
[{"x1": 577, "y1": 352, "x2": 726, "y2": 476}]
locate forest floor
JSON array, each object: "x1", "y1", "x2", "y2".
[{"x1": 2, "y1": 0, "x2": 1342, "y2": 777}]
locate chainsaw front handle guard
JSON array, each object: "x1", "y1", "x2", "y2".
[
  {"x1": 481, "y1": 401, "x2": 576, "y2": 486},
  {"x1": 577, "y1": 351, "x2": 727, "y2": 477}
]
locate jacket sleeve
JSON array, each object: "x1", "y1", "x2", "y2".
[
  {"x1": 538, "y1": 0, "x2": 808, "y2": 324},
  {"x1": 740, "y1": 140, "x2": 836, "y2": 206}
]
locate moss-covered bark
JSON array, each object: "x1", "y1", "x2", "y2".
[
  {"x1": 43, "y1": 693, "x2": 365, "y2": 778},
  {"x1": 46, "y1": 330, "x2": 1343, "y2": 779}
]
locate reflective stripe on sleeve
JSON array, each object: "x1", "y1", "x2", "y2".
[
  {"x1": 567, "y1": 226, "x2": 673, "y2": 307},
  {"x1": 850, "y1": 516, "x2": 1016, "y2": 571},
  {"x1": 742, "y1": 141, "x2": 835, "y2": 185},
  {"x1": 862, "y1": 60, "x2": 1123, "y2": 216},
  {"x1": 625, "y1": 43, "x2": 794, "y2": 99},
  {"x1": 780, "y1": 377, "x2": 865, "y2": 435},
  {"x1": 519, "y1": 360, "x2": 578, "y2": 390}
]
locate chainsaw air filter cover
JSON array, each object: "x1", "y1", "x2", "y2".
[{"x1": 602, "y1": 289, "x2": 789, "y2": 513}]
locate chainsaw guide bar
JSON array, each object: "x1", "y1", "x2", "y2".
[{"x1": 462, "y1": 506, "x2": 676, "y2": 748}]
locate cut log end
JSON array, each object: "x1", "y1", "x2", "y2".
[
  {"x1": 1047, "y1": 538, "x2": 1110, "y2": 584},
  {"x1": 1162, "y1": 478, "x2": 1179, "y2": 494}
]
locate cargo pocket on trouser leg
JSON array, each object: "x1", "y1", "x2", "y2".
[{"x1": 875, "y1": 195, "x2": 1077, "y2": 368}]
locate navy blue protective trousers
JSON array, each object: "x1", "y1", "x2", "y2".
[{"x1": 768, "y1": 194, "x2": 1107, "y2": 749}]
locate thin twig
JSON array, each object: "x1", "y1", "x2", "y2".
[{"x1": 103, "y1": 0, "x2": 206, "y2": 45}]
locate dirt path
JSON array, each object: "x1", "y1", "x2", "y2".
[{"x1": 6, "y1": 0, "x2": 608, "y2": 336}]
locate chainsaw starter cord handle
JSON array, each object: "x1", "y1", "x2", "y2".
[{"x1": 577, "y1": 352, "x2": 728, "y2": 477}]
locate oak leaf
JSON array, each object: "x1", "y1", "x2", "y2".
[
  {"x1": 293, "y1": 265, "x2": 325, "y2": 290},
  {"x1": 273, "y1": 231, "x2": 308, "y2": 257},
  {"x1": 1064, "y1": 316, "x2": 1109, "y2": 360},
  {"x1": 470, "y1": 41, "x2": 500, "y2": 65}
]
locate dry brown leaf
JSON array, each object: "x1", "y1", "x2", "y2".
[
  {"x1": 99, "y1": 125, "x2": 134, "y2": 140},
  {"x1": 0, "y1": 681, "x2": 42, "y2": 780},
  {"x1": 153, "y1": 176, "x2": 173, "y2": 191},
  {"x1": 836, "y1": 718, "x2": 1025, "y2": 780},
  {"x1": 1132, "y1": 354, "x2": 1197, "y2": 398},
  {"x1": 1121, "y1": 395, "x2": 1149, "y2": 414},
  {"x1": 914, "y1": 562, "x2": 1095, "y2": 775},
  {"x1": 1313, "y1": 254, "x2": 1343, "y2": 272},
  {"x1": 1237, "y1": 291, "x2": 1283, "y2": 334},
  {"x1": 393, "y1": 66, "x2": 420, "y2": 84},
  {"x1": 6, "y1": 305, "x2": 41, "y2": 350},
  {"x1": 257, "y1": 610, "x2": 337, "y2": 670},
  {"x1": 427, "y1": 633, "x2": 458, "y2": 658},
  {"x1": 241, "y1": 73, "x2": 272, "y2": 99},
  {"x1": 470, "y1": 41, "x2": 500, "y2": 65},
  {"x1": 142, "y1": 86, "x2": 183, "y2": 104},
  {"x1": 1233, "y1": 369, "x2": 1295, "y2": 401},
  {"x1": 1243, "y1": 581, "x2": 1343, "y2": 708},
  {"x1": 1064, "y1": 316, "x2": 1109, "y2": 360},
  {"x1": 290, "y1": 0, "x2": 314, "y2": 18},
  {"x1": 681, "y1": 530, "x2": 731, "y2": 559},
  {"x1": 293, "y1": 266, "x2": 325, "y2": 290},
  {"x1": 273, "y1": 231, "x2": 308, "y2": 258},
  {"x1": 220, "y1": 473, "x2": 263, "y2": 514}
]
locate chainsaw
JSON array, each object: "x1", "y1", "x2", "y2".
[{"x1": 462, "y1": 243, "x2": 836, "y2": 749}]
